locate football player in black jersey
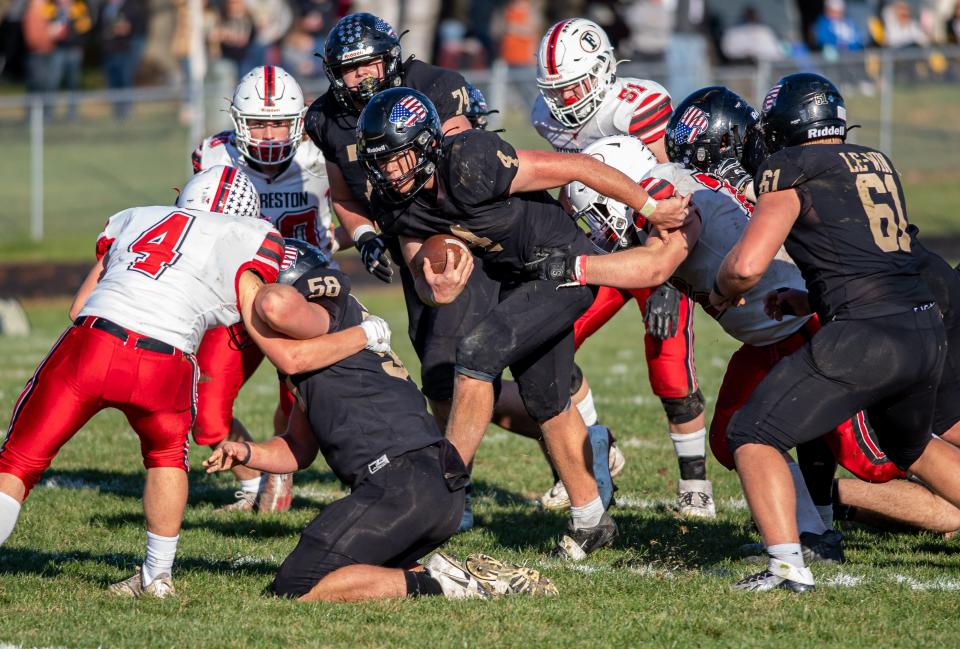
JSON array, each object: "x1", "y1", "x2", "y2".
[
  {"x1": 356, "y1": 88, "x2": 690, "y2": 559},
  {"x1": 305, "y1": 13, "x2": 499, "y2": 429},
  {"x1": 204, "y1": 240, "x2": 558, "y2": 601},
  {"x1": 709, "y1": 73, "x2": 960, "y2": 592},
  {"x1": 305, "y1": 13, "x2": 614, "y2": 532}
]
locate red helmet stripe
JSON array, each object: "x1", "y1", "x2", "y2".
[
  {"x1": 264, "y1": 65, "x2": 275, "y2": 107},
  {"x1": 211, "y1": 166, "x2": 237, "y2": 213},
  {"x1": 546, "y1": 20, "x2": 569, "y2": 76}
]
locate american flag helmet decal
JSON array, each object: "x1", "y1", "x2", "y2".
[
  {"x1": 389, "y1": 95, "x2": 428, "y2": 128},
  {"x1": 281, "y1": 245, "x2": 299, "y2": 271},
  {"x1": 673, "y1": 106, "x2": 709, "y2": 144},
  {"x1": 763, "y1": 84, "x2": 783, "y2": 112}
]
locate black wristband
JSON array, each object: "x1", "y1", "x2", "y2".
[
  {"x1": 239, "y1": 442, "x2": 252, "y2": 466},
  {"x1": 712, "y1": 279, "x2": 728, "y2": 299}
]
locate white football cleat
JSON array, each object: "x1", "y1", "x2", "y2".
[
  {"x1": 539, "y1": 443, "x2": 626, "y2": 511},
  {"x1": 423, "y1": 552, "x2": 493, "y2": 599},
  {"x1": 677, "y1": 479, "x2": 716, "y2": 518},
  {"x1": 216, "y1": 490, "x2": 257, "y2": 513},
  {"x1": 423, "y1": 552, "x2": 558, "y2": 599},
  {"x1": 108, "y1": 567, "x2": 176, "y2": 599},
  {"x1": 733, "y1": 560, "x2": 815, "y2": 592}
]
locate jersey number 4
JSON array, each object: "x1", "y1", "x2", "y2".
[{"x1": 128, "y1": 212, "x2": 195, "y2": 279}]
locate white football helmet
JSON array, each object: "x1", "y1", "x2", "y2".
[
  {"x1": 564, "y1": 136, "x2": 658, "y2": 253},
  {"x1": 230, "y1": 65, "x2": 307, "y2": 165},
  {"x1": 536, "y1": 18, "x2": 616, "y2": 128},
  {"x1": 177, "y1": 165, "x2": 262, "y2": 219}
]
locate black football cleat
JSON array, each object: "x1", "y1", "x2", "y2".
[
  {"x1": 549, "y1": 511, "x2": 618, "y2": 561},
  {"x1": 800, "y1": 528, "x2": 845, "y2": 564}
]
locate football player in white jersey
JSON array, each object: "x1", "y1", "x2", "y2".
[
  {"x1": 190, "y1": 65, "x2": 340, "y2": 513},
  {"x1": 532, "y1": 19, "x2": 713, "y2": 518},
  {"x1": 532, "y1": 137, "x2": 855, "y2": 560},
  {"x1": 0, "y1": 165, "x2": 392, "y2": 598},
  {"x1": 0, "y1": 167, "x2": 283, "y2": 597}
]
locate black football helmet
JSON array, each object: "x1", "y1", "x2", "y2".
[
  {"x1": 760, "y1": 72, "x2": 846, "y2": 153},
  {"x1": 464, "y1": 83, "x2": 497, "y2": 130},
  {"x1": 356, "y1": 87, "x2": 442, "y2": 204},
  {"x1": 666, "y1": 86, "x2": 760, "y2": 172},
  {"x1": 321, "y1": 13, "x2": 403, "y2": 112},
  {"x1": 278, "y1": 237, "x2": 331, "y2": 286}
]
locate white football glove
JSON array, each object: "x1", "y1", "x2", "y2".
[{"x1": 360, "y1": 315, "x2": 392, "y2": 353}]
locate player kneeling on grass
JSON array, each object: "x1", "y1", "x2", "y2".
[
  {"x1": 203, "y1": 243, "x2": 557, "y2": 601},
  {"x1": 0, "y1": 166, "x2": 284, "y2": 598}
]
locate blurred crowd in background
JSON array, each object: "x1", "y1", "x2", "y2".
[{"x1": 1, "y1": 0, "x2": 959, "y2": 108}]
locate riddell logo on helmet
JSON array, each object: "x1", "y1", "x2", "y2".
[
  {"x1": 341, "y1": 47, "x2": 374, "y2": 61},
  {"x1": 807, "y1": 125, "x2": 845, "y2": 138}
]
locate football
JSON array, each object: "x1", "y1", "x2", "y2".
[{"x1": 415, "y1": 234, "x2": 469, "y2": 275}]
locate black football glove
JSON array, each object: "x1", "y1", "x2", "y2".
[
  {"x1": 711, "y1": 157, "x2": 752, "y2": 194},
  {"x1": 644, "y1": 283, "x2": 682, "y2": 340},
  {"x1": 356, "y1": 231, "x2": 393, "y2": 283},
  {"x1": 526, "y1": 246, "x2": 585, "y2": 287}
]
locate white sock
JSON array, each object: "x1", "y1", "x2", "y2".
[
  {"x1": 570, "y1": 496, "x2": 604, "y2": 530},
  {"x1": 240, "y1": 477, "x2": 261, "y2": 494},
  {"x1": 142, "y1": 531, "x2": 179, "y2": 586},
  {"x1": 669, "y1": 428, "x2": 706, "y2": 458},
  {"x1": 767, "y1": 542, "x2": 805, "y2": 569},
  {"x1": 0, "y1": 492, "x2": 21, "y2": 546},
  {"x1": 816, "y1": 505, "x2": 834, "y2": 530},
  {"x1": 788, "y1": 461, "x2": 828, "y2": 535},
  {"x1": 575, "y1": 389, "x2": 598, "y2": 427}
]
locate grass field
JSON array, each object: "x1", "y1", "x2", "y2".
[{"x1": 2, "y1": 291, "x2": 960, "y2": 648}]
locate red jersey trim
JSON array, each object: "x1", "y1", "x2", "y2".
[
  {"x1": 629, "y1": 96, "x2": 672, "y2": 142},
  {"x1": 96, "y1": 235, "x2": 116, "y2": 261}
]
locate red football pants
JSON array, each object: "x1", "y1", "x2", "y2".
[
  {"x1": 0, "y1": 321, "x2": 196, "y2": 497},
  {"x1": 192, "y1": 324, "x2": 293, "y2": 447},
  {"x1": 574, "y1": 285, "x2": 698, "y2": 398},
  {"x1": 709, "y1": 316, "x2": 906, "y2": 482}
]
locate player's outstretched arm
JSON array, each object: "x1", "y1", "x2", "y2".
[
  {"x1": 204, "y1": 408, "x2": 319, "y2": 474},
  {"x1": 581, "y1": 210, "x2": 702, "y2": 289},
  {"x1": 712, "y1": 188, "x2": 801, "y2": 309},
  {"x1": 537, "y1": 212, "x2": 701, "y2": 289},
  {"x1": 509, "y1": 149, "x2": 690, "y2": 230},
  {"x1": 237, "y1": 271, "x2": 367, "y2": 375}
]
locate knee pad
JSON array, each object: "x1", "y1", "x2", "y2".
[
  {"x1": 455, "y1": 321, "x2": 510, "y2": 381},
  {"x1": 660, "y1": 389, "x2": 705, "y2": 425},
  {"x1": 570, "y1": 363, "x2": 584, "y2": 396},
  {"x1": 524, "y1": 395, "x2": 570, "y2": 424}
]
